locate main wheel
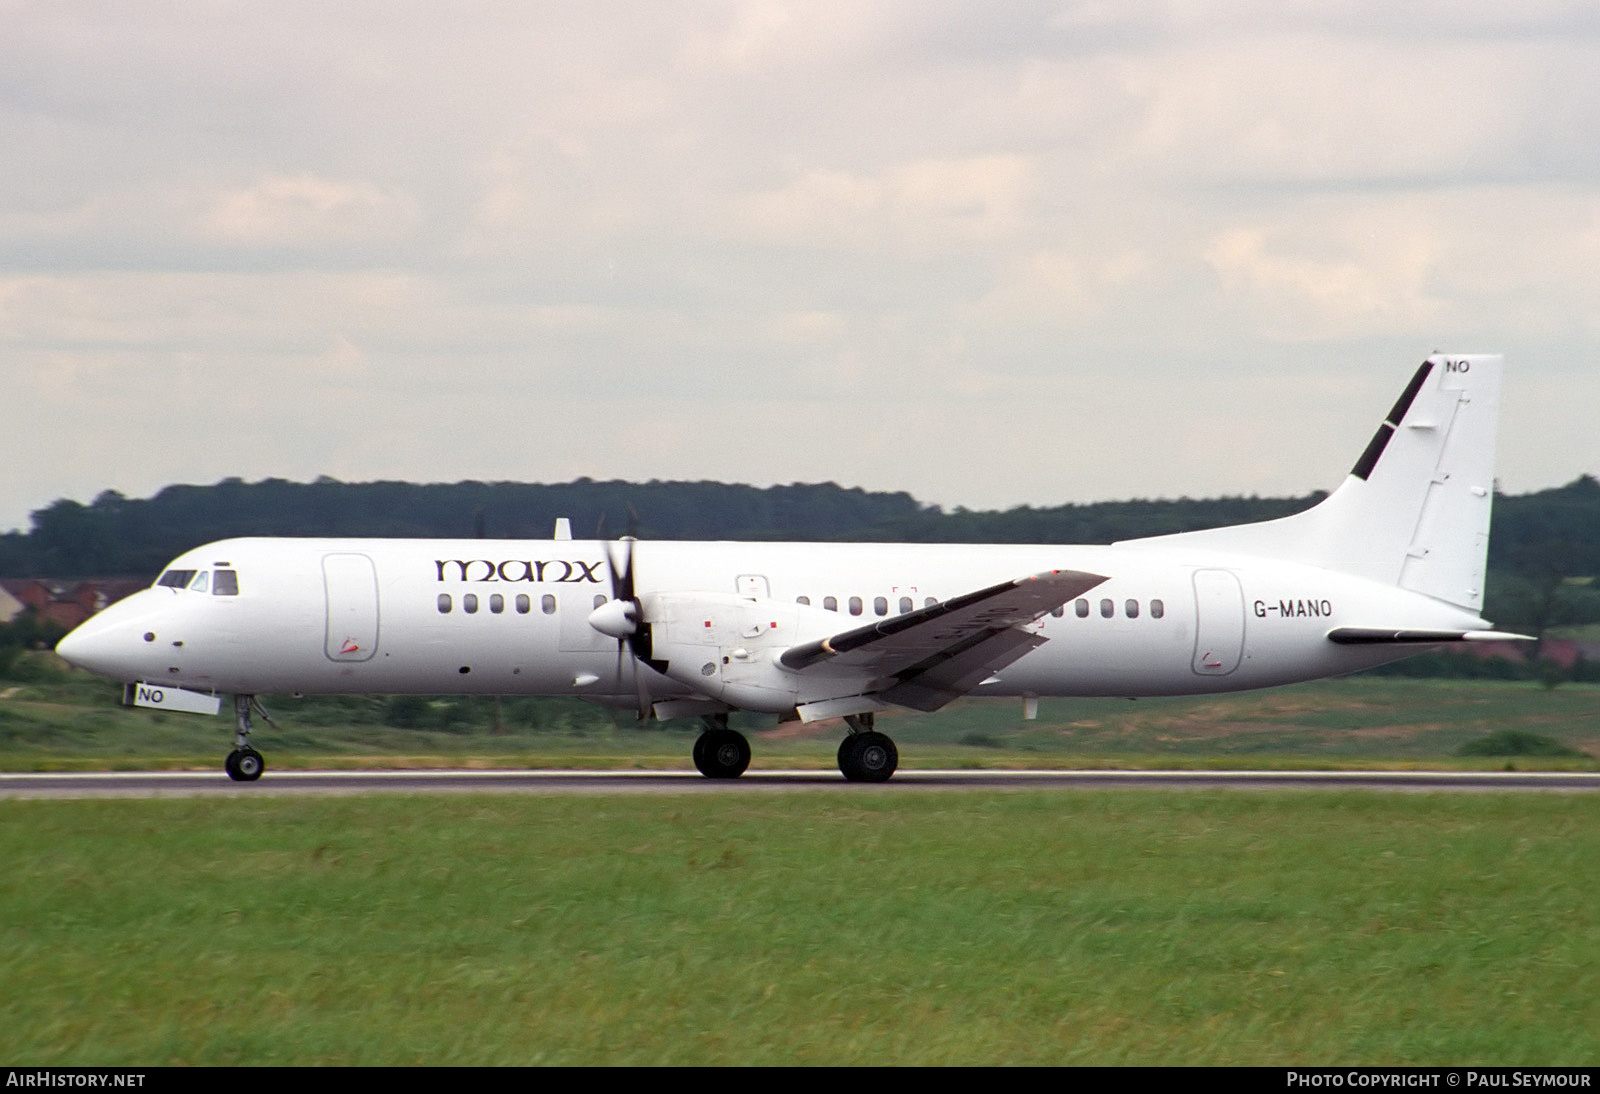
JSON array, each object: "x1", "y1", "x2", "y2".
[
  {"x1": 693, "y1": 728, "x2": 750, "y2": 779},
  {"x1": 838, "y1": 731, "x2": 898, "y2": 783}
]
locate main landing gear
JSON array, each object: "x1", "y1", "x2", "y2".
[
  {"x1": 693, "y1": 713, "x2": 751, "y2": 779},
  {"x1": 225, "y1": 694, "x2": 272, "y2": 782},
  {"x1": 838, "y1": 713, "x2": 897, "y2": 783},
  {"x1": 688, "y1": 712, "x2": 901, "y2": 782}
]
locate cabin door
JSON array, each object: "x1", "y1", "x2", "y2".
[
  {"x1": 1191, "y1": 568, "x2": 1244, "y2": 676},
  {"x1": 323, "y1": 553, "x2": 380, "y2": 662}
]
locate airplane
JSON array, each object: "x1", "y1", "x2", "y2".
[{"x1": 55, "y1": 353, "x2": 1528, "y2": 782}]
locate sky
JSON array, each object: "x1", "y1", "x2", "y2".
[{"x1": 3, "y1": 1, "x2": 1599, "y2": 534}]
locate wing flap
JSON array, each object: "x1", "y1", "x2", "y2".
[{"x1": 880, "y1": 628, "x2": 1047, "y2": 712}]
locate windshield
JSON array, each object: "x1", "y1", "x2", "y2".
[{"x1": 154, "y1": 567, "x2": 241, "y2": 594}]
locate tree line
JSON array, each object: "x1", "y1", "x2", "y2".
[{"x1": 4, "y1": 473, "x2": 1599, "y2": 622}]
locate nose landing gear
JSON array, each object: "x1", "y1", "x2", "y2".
[{"x1": 225, "y1": 695, "x2": 272, "y2": 782}]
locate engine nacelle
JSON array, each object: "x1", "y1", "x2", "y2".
[{"x1": 644, "y1": 592, "x2": 876, "y2": 713}]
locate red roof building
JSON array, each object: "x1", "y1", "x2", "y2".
[{"x1": 0, "y1": 578, "x2": 146, "y2": 631}]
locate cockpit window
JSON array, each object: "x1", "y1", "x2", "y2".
[
  {"x1": 157, "y1": 569, "x2": 197, "y2": 589},
  {"x1": 213, "y1": 569, "x2": 239, "y2": 596},
  {"x1": 189, "y1": 571, "x2": 209, "y2": 593}
]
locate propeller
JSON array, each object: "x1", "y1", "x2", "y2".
[{"x1": 589, "y1": 534, "x2": 654, "y2": 720}]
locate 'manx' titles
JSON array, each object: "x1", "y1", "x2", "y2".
[{"x1": 434, "y1": 559, "x2": 605, "y2": 583}]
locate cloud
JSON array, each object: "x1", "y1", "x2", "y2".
[
  {"x1": 973, "y1": 247, "x2": 1153, "y2": 330},
  {"x1": 201, "y1": 175, "x2": 418, "y2": 248},
  {"x1": 1205, "y1": 224, "x2": 1442, "y2": 341},
  {"x1": 1204, "y1": 185, "x2": 1600, "y2": 342},
  {"x1": 3, "y1": 3, "x2": 1600, "y2": 531},
  {"x1": 734, "y1": 155, "x2": 1039, "y2": 252}
]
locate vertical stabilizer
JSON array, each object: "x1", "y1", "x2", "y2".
[{"x1": 1121, "y1": 355, "x2": 1502, "y2": 612}]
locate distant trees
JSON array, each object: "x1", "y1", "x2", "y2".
[
  {"x1": 0, "y1": 478, "x2": 926, "y2": 577},
  {"x1": 2, "y1": 475, "x2": 1597, "y2": 603}
]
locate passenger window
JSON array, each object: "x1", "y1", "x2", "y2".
[
  {"x1": 797, "y1": 596, "x2": 811, "y2": 606},
  {"x1": 925, "y1": 597, "x2": 937, "y2": 608},
  {"x1": 464, "y1": 594, "x2": 479, "y2": 614},
  {"x1": 437, "y1": 594, "x2": 452, "y2": 614},
  {"x1": 899, "y1": 597, "x2": 913, "y2": 614},
  {"x1": 1051, "y1": 606, "x2": 1064, "y2": 618},
  {"x1": 188, "y1": 572, "x2": 209, "y2": 593},
  {"x1": 213, "y1": 569, "x2": 239, "y2": 596},
  {"x1": 593, "y1": 594, "x2": 607, "y2": 610},
  {"x1": 848, "y1": 596, "x2": 863, "y2": 616},
  {"x1": 1075, "y1": 599, "x2": 1089, "y2": 618},
  {"x1": 824, "y1": 596, "x2": 838, "y2": 611},
  {"x1": 516, "y1": 594, "x2": 530, "y2": 614},
  {"x1": 157, "y1": 569, "x2": 197, "y2": 589},
  {"x1": 1151, "y1": 599, "x2": 1165, "y2": 619},
  {"x1": 1125, "y1": 599, "x2": 1139, "y2": 619},
  {"x1": 1100, "y1": 598, "x2": 1114, "y2": 619},
  {"x1": 490, "y1": 593, "x2": 504, "y2": 614},
  {"x1": 873, "y1": 596, "x2": 887, "y2": 616},
  {"x1": 541, "y1": 594, "x2": 556, "y2": 615}
]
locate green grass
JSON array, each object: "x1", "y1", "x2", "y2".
[
  {"x1": 4, "y1": 687, "x2": 1600, "y2": 771},
  {"x1": 7, "y1": 660, "x2": 1598, "y2": 772},
  {"x1": 3, "y1": 792, "x2": 1597, "y2": 1064},
  {"x1": 9, "y1": 649, "x2": 1600, "y2": 767},
  {"x1": 1457, "y1": 730, "x2": 1587, "y2": 758}
]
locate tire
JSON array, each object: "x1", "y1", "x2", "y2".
[
  {"x1": 839, "y1": 732, "x2": 897, "y2": 782},
  {"x1": 693, "y1": 728, "x2": 749, "y2": 779},
  {"x1": 234, "y1": 748, "x2": 265, "y2": 782}
]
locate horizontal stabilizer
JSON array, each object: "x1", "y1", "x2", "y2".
[{"x1": 1327, "y1": 627, "x2": 1533, "y2": 645}]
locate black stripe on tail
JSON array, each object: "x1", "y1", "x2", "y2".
[{"x1": 1350, "y1": 360, "x2": 1434, "y2": 481}]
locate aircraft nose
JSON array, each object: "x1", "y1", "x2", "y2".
[
  {"x1": 56, "y1": 615, "x2": 124, "y2": 678},
  {"x1": 55, "y1": 598, "x2": 154, "y2": 681}
]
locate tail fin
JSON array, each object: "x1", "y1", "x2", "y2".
[{"x1": 1122, "y1": 354, "x2": 1501, "y2": 613}]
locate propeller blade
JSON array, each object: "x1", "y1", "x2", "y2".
[
  {"x1": 605, "y1": 536, "x2": 634, "y2": 603},
  {"x1": 601, "y1": 535, "x2": 653, "y2": 720},
  {"x1": 632, "y1": 653, "x2": 651, "y2": 722}
]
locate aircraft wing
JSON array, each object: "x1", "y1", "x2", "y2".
[{"x1": 780, "y1": 569, "x2": 1108, "y2": 711}]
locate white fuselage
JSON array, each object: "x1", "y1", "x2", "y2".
[{"x1": 57, "y1": 535, "x2": 1486, "y2": 713}]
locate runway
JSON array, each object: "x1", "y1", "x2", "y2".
[{"x1": 3, "y1": 768, "x2": 1598, "y2": 798}]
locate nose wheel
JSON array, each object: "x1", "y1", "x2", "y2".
[
  {"x1": 225, "y1": 747, "x2": 265, "y2": 782},
  {"x1": 225, "y1": 694, "x2": 272, "y2": 782}
]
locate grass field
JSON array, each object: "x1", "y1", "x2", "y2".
[
  {"x1": 2, "y1": 659, "x2": 1599, "y2": 772},
  {"x1": 4, "y1": 791, "x2": 1598, "y2": 1065},
  {"x1": 4, "y1": 665, "x2": 1598, "y2": 1064}
]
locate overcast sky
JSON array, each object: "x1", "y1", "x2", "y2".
[{"x1": 3, "y1": 1, "x2": 1598, "y2": 534}]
